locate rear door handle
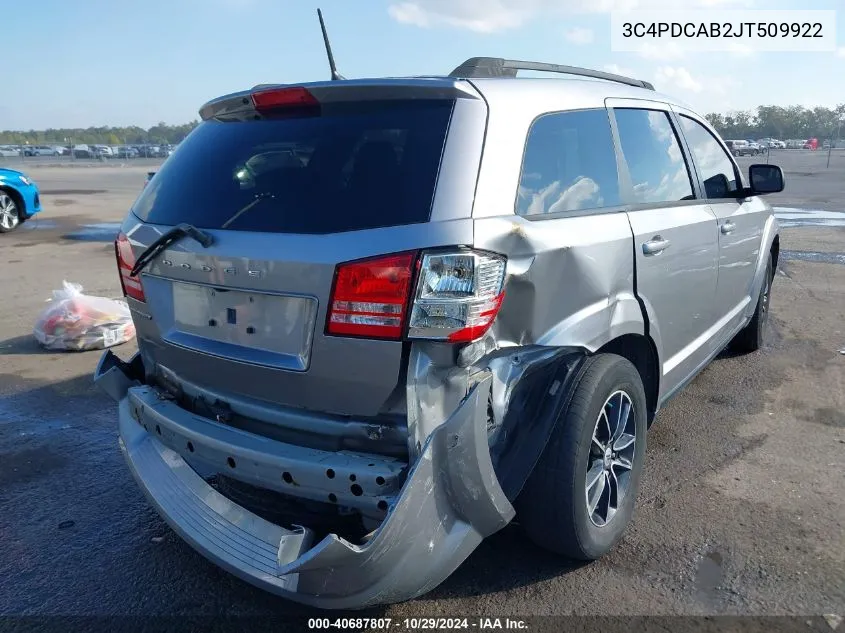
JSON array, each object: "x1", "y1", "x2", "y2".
[
  {"x1": 721, "y1": 221, "x2": 736, "y2": 234},
  {"x1": 642, "y1": 236, "x2": 670, "y2": 255}
]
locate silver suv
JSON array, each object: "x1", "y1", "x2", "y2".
[{"x1": 95, "y1": 56, "x2": 784, "y2": 609}]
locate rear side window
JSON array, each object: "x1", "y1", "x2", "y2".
[
  {"x1": 679, "y1": 115, "x2": 741, "y2": 199},
  {"x1": 613, "y1": 108, "x2": 695, "y2": 204},
  {"x1": 132, "y1": 100, "x2": 454, "y2": 234},
  {"x1": 516, "y1": 109, "x2": 619, "y2": 216}
]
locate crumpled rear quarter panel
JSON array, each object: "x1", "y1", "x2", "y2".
[{"x1": 474, "y1": 213, "x2": 643, "y2": 350}]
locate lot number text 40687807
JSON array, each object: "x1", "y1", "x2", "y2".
[{"x1": 307, "y1": 617, "x2": 529, "y2": 630}]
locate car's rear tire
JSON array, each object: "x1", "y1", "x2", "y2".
[
  {"x1": 516, "y1": 353, "x2": 647, "y2": 560},
  {"x1": 0, "y1": 190, "x2": 21, "y2": 233},
  {"x1": 731, "y1": 255, "x2": 773, "y2": 353}
]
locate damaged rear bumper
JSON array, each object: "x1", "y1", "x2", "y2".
[{"x1": 95, "y1": 350, "x2": 515, "y2": 609}]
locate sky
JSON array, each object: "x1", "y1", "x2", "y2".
[{"x1": 3, "y1": 0, "x2": 844, "y2": 130}]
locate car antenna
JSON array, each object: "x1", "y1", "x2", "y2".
[{"x1": 317, "y1": 8, "x2": 345, "y2": 81}]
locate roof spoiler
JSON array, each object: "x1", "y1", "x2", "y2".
[{"x1": 448, "y1": 57, "x2": 655, "y2": 91}]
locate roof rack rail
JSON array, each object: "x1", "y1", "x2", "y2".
[{"x1": 448, "y1": 57, "x2": 655, "y2": 91}]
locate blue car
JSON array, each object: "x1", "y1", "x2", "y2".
[{"x1": 0, "y1": 167, "x2": 41, "y2": 232}]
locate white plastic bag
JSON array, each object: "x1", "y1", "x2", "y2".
[{"x1": 33, "y1": 281, "x2": 136, "y2": 351}]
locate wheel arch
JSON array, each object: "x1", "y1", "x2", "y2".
[
  {"x1": 744, "y1": 216, "x2": 780, "y2": 321},
  {"x1": 0, "y1": 185, "x2": 26, "y2": 228},
  {"x1": 594, "y1": 334, "x2": 660, "y2": 426},
  {"x1": 0, "y1": 185, "x2": 25, "y2": 214},
  {"x1": 486, "y1": 336, "x2": 658, "y2": 506},
  {"x1": 770, "y1": 233, "x2": 780, "y2": 275}
]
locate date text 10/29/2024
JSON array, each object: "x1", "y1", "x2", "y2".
[{"x1": 308, "y1": 618, "x2": 529, "y2": 630}]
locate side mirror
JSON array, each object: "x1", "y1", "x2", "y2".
[
  {"x1": 748, "y1": 164, "x2": 784, "y2": 195},
  {"x1": 703, "y1": 173, "x2": 731, "y2": 199}
]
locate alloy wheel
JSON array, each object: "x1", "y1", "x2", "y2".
[
  {"x1": 586, "y1": 390, "x2": 637, "y2": 527},
  {"x1": 0, "y1": 193, "x2": 19, "y2": 231}
]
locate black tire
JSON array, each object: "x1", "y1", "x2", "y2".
[
  {"x1": 731, "y1": 255, "x2": 773, "y2": 353},
  {"x1": 516, "y1": 353, "x2": 647, "y2": 560},
  {"x1": 0, "y1": 189, "x2": 22, "y2": 233}
]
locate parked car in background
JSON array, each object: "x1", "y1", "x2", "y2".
[
  {"x1": 24, "y1": 145, "x2": 62, "y2": 156},
  {"x1": 90, "y1": 145, "x2": 114, "y2": 158},
  {"x1": 803, "y1": 138, "x2": 819, "y2": 150},
  {"x1": 72, "y1": 144, "x2": 93, "y2": 158},
  {"x1": 725, "y1": 139, "x2": 758, "y2": 156},
  {"x1": 115, "y1": 146, "x2": 139, "y2": 159},
  {"x1": 746, "y1": 140, "x2": 765, "y2": 154},
  {"x1": 0, "y1": 146, "x2": 21, "y2": 157},
  {"x1": 96, "y1": 57, "x2": 784, "y2": 608},
  {"x1": 0, "y1": 167, "x2": 42, "y2": 232}
]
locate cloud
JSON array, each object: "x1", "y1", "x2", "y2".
[
  {"x1": 637, "y1": 41, "x2": 687, "y2": 61},
  {"x1": 707, "y1": 76, "x2": 740, "y2": 96},
  {"x1": 564, "y1": 27, "x2": 594, "y2": 45},
  {"x1": 387, "y1": 0, "x2": 753, "y2": 32},
  {"x1": 654, "y1": 66, "x2": 703, "y2": 93},
  {"x1": 387, "y1": 0, "x2": 539, "y2": 32},
  {"x1": 604, "y1": 63, "x2": 636, "y2": 76},
  {"x1": 724, "y1": 40, "x2": 756, "y2": 58}
]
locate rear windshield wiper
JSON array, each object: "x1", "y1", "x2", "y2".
[
  {"x1": 129, "y1": 223, "x2": 214, "y2": 277},
  {"x1": 221, "y1": 193, "x2": 275, "y2": 230}
]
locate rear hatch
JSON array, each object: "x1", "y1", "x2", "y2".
[{"x1": 118, "y1": 81, "x2": 484, "y2": 418}]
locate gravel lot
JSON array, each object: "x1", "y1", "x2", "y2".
[{"x1": 0, "y1": 150, "x2": 843, "y2": 621}]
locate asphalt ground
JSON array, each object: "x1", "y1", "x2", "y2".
[{"x1": 0, "y1": 150, "x2": 842, "y2": 625}]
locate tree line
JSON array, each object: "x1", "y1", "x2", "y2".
[
  {"x1": 1, "y1": 104, "x2": 843, "y2": 146},
  {"x1": 0, "y1": 121, "x2": 199, "y2": 146},
  {"x1": 704, "y1": 104, "x2": 845, "y2": 141}
]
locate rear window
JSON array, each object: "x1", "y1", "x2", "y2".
[{"x1": 132, "y1": 99, "x2": 454, "y2": 234}]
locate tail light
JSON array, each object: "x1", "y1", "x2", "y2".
[
  {"x1": 326, "y1": 249, "x2": 506, "y2": 343},
  {"x1": 115, "y1": 232, "x2": 146, "y2": 303},
  {"x1": 408, "y1": 252, "x2": 506, "y2": 342},
  {"x1": 327, "y1": 252, "x2": 416, "y2": 339}
]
